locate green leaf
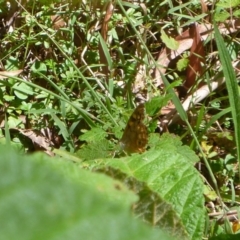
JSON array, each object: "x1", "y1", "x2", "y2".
[
  {"x1": 214, "y1": 22, "x2": 240, "y2": 177},
  {"x1": 79, "y1": 127, "x2": 108, "y2": 142},
  {"x1": 233, "y1": 9, "x2": 240, "y2": 17},
  {"x1": 77, "y1": 139, "x2": 112, "y2": 161},
  {"x1": 8, "y1": 116, "x2": 23, "y2": 128},
  {"x1": 30, "y1": 61, "x2": 47, "y2": 74},
  {"x1": 13, "y1": 82, "x2": 34, "y2": 100},
  {"x1": 146, "y1": 95, "x2": 172, "y2": 116},
  {"x1": 3, "y1": 95, "x2": 15, "y2": 101},
  {"x1": 0, "y1": 145, "x2": 174, "y2": 240},
  {"x1": 177, "y1": 58, "x2": 189, "y2": 71},
  {"x1": 99, "y1": 33, "x2": 113, "y2": 70},
  {"x1": 214, "y1": 11, "x2": 230, "y2": 22},
  {"x1": 6, "y1": 56, "x2": 19, "y2": 70},
  {"x1": 209, "y1": 233, "x2": 240, "y2": 240},
  {"x1": 150, "y1": 133, "x2": 199, "y2": 164},
  {"x1": 96, "y1": 134, "x2": 205, "y2": 240},
  {"x1": 161, "y1": 29, "x2": 179, "y2": 50},
  {"x1": 216, "y1": 0, "x2": 240, "y2": 8}
]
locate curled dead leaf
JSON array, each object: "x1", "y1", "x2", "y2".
[{"x1": 0, "y1": 70, "x2": 23, "y2": 79}]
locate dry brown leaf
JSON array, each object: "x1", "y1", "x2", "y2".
[
  {"x1": 133, "y1": 3, "x2": 148, "y2": 95},
  {"x1": 51, "y1": 15, "x2": 66, "y2": 30},
  {"x1": 101, "y1": 2, "x2": 114, "y2": 41},
  {"x1": 99, "y1": 2, "x2": 114, "y2": 78},
  {"x1": 155, "y1": 20, "x2": 240, "y2": 87},
  {"x1": 200, "y1": 0, "x2": 209, "y2": 21},
  {"x1": 133, "y1": 64, "x2": 146, "y2": 94},
  {"x1": 18, "y1": 129, "x2": 54, "y2": 156},
  {"x1": 0, "y1": 70, "x2": 23, "y2": 79},
  {"x1": 185, "y1": 23, "x2": 205, "y2": 89}
]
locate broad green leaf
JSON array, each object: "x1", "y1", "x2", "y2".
[
  {"x1": 209, "y1": 233, "x2": 240, "y2": 240},
  {"x1": 0, "y1": 146, "x2": 174, "y2": 240},
  {"x1": 95, "y1": 134, "x2": 205, "y2": 240},
  {"x1": 234, "y1": 9, "x2": 240, "y2": 17},
  {"x1": 79, "y1": 127, "x2": 107, "y2": 142},
  {"x1": 76, "y1": 139, "x2": 113, "y2": 160}
]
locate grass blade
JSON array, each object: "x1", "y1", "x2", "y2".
[{"x1": 214, "y1": 21, "x2": 240, "y2": 177}]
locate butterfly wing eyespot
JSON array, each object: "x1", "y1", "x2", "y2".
[{"x1": 120, "y1": 103, "x2": 148, "y2": 154}]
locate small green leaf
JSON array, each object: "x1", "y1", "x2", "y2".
[
  {"x1": 177, "y1": 58, "x2": 189, "y2": 71},
  {"x1": 14, "y1": 90, "x2": 27, "y2": 100},
  {"x1": 31, "y1": 61, "x2": 47, "y2": 74},
  {"x1": 44, "y1": 40, "x2": 50, "y2": 49},
  {"x1": 3, "y1": 95, "x2": 15, "y2": 102},
  {"x1": 214, "y1": 11, "x2": 230, "y2": 22},
  {"x1": 13, "y1": 82, "x2": 34, "y2": 100},
  {"x1": 146, "y1": 95, "x2": 172, "y2": 116},
  {"x1": 19, "y1": 101, "x2": 32, "y2": 111},
  {"x1": 6, "y1": 56, "x2": 19, "y2": 70},
  {"x1": 161, "y1": 29, "x2": 179, "y2": 50},
  {"x1": 8, "y1": 116, "x2": 23, "y2": 128}
]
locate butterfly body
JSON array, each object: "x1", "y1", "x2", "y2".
[{"x1": 120, "y1": 104, "x2": 148, "y2": 153}]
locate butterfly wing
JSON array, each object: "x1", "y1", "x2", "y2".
[{"x1": 120, "y1": 104, "x2": 148, "y2": 153}]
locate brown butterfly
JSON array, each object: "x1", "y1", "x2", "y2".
[{"x1": 120, "y1": 103, "x2": 148, "y2": 153}]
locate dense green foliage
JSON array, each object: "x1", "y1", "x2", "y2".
[{"x1": 0, "y1": 0, "x2": 240, "y2": 239}]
